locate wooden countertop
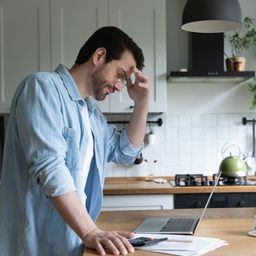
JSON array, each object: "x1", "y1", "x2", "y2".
[
  {"x1": 104, "y1": 176, "x2": 256, "y2": 195},
  {"x1": 83, "y1": 207, "x2": 256, "y2": 255}
]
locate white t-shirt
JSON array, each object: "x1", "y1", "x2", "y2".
[{"x1": 80, "y1": 104, "x2": 93, "y2": 203}]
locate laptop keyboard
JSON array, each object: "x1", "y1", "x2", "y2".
[{"x1": 160, "y1": 218, "x2": 197, "y2": 232}]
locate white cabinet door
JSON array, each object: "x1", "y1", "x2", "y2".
[
  {"x1": 106, "y1": 0, "x2": 167, "y2": 113},
  {"x1": 102, "y1": 195, "x2": 174, "y2": 211},
  {"x1": 50, "y1": 0, "x2": 108, "y2": 70},
  {"x1": 0, "y1": 0, "x2": 50, "y2": 113},
  {"x1": 49, "y1": 0, "x2": 109, "y2": 111}
]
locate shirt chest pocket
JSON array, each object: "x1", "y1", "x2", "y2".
[{"x1": 63, "y1": 127, "x2": 82, "y2": 172}]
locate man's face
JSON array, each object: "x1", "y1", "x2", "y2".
[{"x1": 92, "y1": 50, "x2": 136, "y2": 101}]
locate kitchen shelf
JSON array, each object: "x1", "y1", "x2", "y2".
[{"x1": 168, "y1": 71, "x2": 255, "y2": 84}]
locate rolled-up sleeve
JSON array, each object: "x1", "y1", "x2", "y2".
[{"x1": 105, "y1": 123, "x2": 143, "y2": 166}]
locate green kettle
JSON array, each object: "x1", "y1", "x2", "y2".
[{"x1": 219, "y1": 143, "x2": 248, "y2": 177}]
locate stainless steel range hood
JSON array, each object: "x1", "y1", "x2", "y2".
[{"x1": 169, "y1": 33, "x2": 255, "y2": 83}]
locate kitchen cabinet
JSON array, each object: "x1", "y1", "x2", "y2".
[
  {"x1": 100, "y1": 0, "x2": 167, "y2": 113},
  {"x1": 102, "y1": 195, "x2": 174, "y2": 211},
  {"x1": 0, "y1": 0, "x2": 50, "y2": 113},
  {"x1": 0, "y1": 0, "x2": 167, "y2": 113},
  {"x1": 50, "y1": 0, "x2": 108, "y2": 70},
  {"x1": 174, "y1": 192, "x2": 256, "y2": 208},
  {"x1": 49, "y1": 0, "x2": 109, "y2": 110}
]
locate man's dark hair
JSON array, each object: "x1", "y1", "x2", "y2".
[{"x1": 75, "y1": 26, "x2": 145, "y2": 70}]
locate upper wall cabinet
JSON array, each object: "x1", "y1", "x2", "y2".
[
  {"x1": 49, "y1": 0, "x2": 110, "y2": 112},
  {"x1": 0, "y1": 0, "x2": 167, "y2": 113},
  {"x1": 102, "y1": 0, "x2": 167, "y2": 113},
  {"x1": 0, "y1": 0, "x2": 50, "y2": 113},
  {"x1": 50, "y1": 0, "x2": 108, "y2": 70}
]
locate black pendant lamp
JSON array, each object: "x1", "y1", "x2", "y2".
[{"x1": 181, "y1": 0, "x2": 242, "y2": 33}]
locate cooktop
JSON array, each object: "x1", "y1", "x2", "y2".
[{"x1": 169, "y1": 174, "x2": 256, "y2": 187}]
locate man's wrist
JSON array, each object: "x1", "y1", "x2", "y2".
[
  {"x1": 134, "y1": 99, "x2": 149, "y2": 112},
  {"x1": 82, "y1": 226, "x2": 100, "y2": 243}
]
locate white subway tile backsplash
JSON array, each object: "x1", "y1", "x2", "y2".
[
  {"x1": 166, "y1": 114, "x2": 178, "y2": 127},
  {"x1": 205, "y1": 114, "x2": 217, "y2": 126},
  {"x1": 166, "y1": 152, "x2": 178, "y2": 166},
  {"x1": 191, "y1": 140, "x2": 204, "y2": 153},
  {"x1": 229, "y1": 113, "x2": 243, "y2": 125},
  {"x1": 204, "y1": 140, "x2": 217, "y2": 154},
  {"x1": 166, "y1": 127, "x2": 178, "y2": 140},
  {"x1": 178, "y1": 114, "x2": 191, "y2": 127},
  {"x1": 191, "y1": 114, "x2": 204, "y2": 126},
  {"x1": 105, "y1": 113, "x2": 251, "y2": 177},
  {"x1": 175, "y1": 165, "x2": 191, "y2": 174},
  {"x1": 217, "y1": 126, "x2": 230, "y2": 140},
  {"x1": 191, "y1": 127, "x2": 204, "y2": 139},
  {"x1": 204, "y1": 127, "x2": 217, "y2": 140},
  {"x1": 178, "y1": 127, "x2": 191, "y2": 140},
  {"x1": 217, "y1": 114, "x2": 230, "y2": 126},
  {"x1": 166, "y1": 140, "x2": 178, "y2": 153},
  {"x1": 110, "y1": 163, "x2": 127, "y2": 177},
  {"x1": 126, "y1": 164, "x2": 148, "y2": 177},
  {"x1": 230, "y1": 125, "x2": 245, "y2": 140},
  {"x1": 178, "y1": 140, "x2": 191, "y2": 153}
]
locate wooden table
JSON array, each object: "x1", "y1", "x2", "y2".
[{"x1": 83, "y1": 207, "x2": 256, "y2": 256}]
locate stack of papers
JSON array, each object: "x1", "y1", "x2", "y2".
[{"x1": 134, "y1": 234, "x2": 228, "y2": 256}]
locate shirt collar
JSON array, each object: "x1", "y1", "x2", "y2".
[
  {"x1": 85, "y1": 97, "x2": 97, "y2": 116},
  {"x1": 55, "y1": 64, "x2": 97, "y2": 113},
  {"x1": 55, "y1": 64, "x2": 84, "y2": 104}
]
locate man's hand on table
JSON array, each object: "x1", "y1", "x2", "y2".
[{"x1": 83, "y1": 228, "x2": 135, "y2": 255}]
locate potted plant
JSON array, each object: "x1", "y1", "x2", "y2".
[{"x1": 225, "y1": 16, "x2": 256, "y2": 71}]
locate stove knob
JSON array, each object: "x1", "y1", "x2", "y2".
[
  {"x1": 201, "y1": 180, "x2": 206, "y2": 186},
  {"x1": 209, "y1": 181, "x2": 215, "y2": 186}
]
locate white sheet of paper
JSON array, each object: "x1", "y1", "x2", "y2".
[{"x1": 134, "y1": 234, "x2": 227, "y2": 256}]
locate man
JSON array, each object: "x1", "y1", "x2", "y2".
[{"x1": 0, "y1": 26, "x2": 149, "y2": 256}]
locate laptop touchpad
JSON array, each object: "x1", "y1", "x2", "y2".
[{"x1": 134, "y1": 217, "x2": 169, "y2": 232}]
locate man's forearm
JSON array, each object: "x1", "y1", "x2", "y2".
[
  {"x1": 126, "y1": 101, "x2": 148, "y2": 146},
  {"x1": 126, "y1": 67, "x2": 149, "y2": 147},
  {"x1": 51, "y1": 191, "x2": 97, "y2": 241},
  {"x1": 51, "y1": 191, "x2": 135, "y2": 255}
]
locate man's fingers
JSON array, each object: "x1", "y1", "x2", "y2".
[
  {"x1": 84, "y1": 230, "x2": 135, "y2": 255},
  {"x1": 119, "y1": 236, "x2": 134, "y2": 253},
  {"x1": 95, "y1": 241, "x2": 106, "y2": 256},
  {"x1": 100, "y1": 236, "x2": 128, "y2": 255}
]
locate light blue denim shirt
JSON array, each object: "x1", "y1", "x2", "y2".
[{"x1": 0, "y1": 64, "x2": 142, "y2": 256}]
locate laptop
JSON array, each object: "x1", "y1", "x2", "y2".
[{"x1": 133, "y1": 171, "x2": 222, "y2": 235}]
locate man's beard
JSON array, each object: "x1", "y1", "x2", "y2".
[
  {"x1": 91, "y1": 69, "x2": 116, "y2": 101},
  {"x1": 93, "y1": 83, "x2": 115, "y2": 101}
]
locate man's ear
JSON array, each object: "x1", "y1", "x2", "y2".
[{"x1": 93, "y1": 47, "x2": 107, "y2": 65}]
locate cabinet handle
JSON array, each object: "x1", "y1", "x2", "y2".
[
  {"x1": 195, "y1": 201, "x2": 202, "y2": 208},
  {"x1": 239, "y1": 200, "x2": 245, "y2": 207}
]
